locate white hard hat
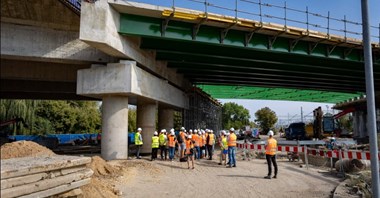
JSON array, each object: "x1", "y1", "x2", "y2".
[
  {"x1": 171, "y1": 131, "x2": 175, "y2": 135},
  {"x1": 267, "y1": 130, "x2": 274, "y2": 136},
  {"x1": 170, "y1": 128, "x2": 175, "y2": 133},
  {"x1": 226, "y1": 132, "x2": 230, "y2": 136},
  {"x1": 180, "y1": 127, "x2": 185, "y2": 131},
  {"x1": 154, "y1": 131, "x2": 158, "y2": 135},
  {"x1": 194, "y1": 129, "x2": 198, "y2": 133},
  {"x1": 161, "y1": 129, "x2": 165, "y2": 132},
  {"x1": 137, "y1": 128, "x2": 142, "y2": 131},
  {"x1": 189, "y1": 129, "x2": 193, "y2": 133},
  {"x1": 202, "y1": 131, "x2": 205, "y2": 134},
  {"x1": 198, "y1": 132, "x2": 202, "y2": 135},
  {"x1": 187, "y1": 135, "x2": 192, "y2": 139},
  {"x1": 230, "y1": 128, "x2": 235, "y2": 131},
  {"x1": 163, "y1": 129, "x2": 167, "y2": 132},
  {"x1": 220, "y1": 130, "x2": 226, "y2": 135}
]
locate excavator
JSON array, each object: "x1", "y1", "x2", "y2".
[
  {"x1": 313, "y1": 107, "x2": 354, "y2": 139},
  {"x1": 0, "y1": 117, "x2": 27, "y2": 145}
]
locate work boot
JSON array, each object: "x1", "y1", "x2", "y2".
[
  {"x1": 264, "y1": 176, "x2": 271, "y2": 179},
  {"x1": 273, "y1": 175, "x2": 277, "y2": 179}
]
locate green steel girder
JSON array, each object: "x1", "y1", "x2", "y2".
[{"x1": 119, "y1": 14, "x2": 380, "y2": 63}]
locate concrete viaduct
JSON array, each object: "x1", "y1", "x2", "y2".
[{"x1": 1, "y1": 0, "x2": 379, "y2": 160}]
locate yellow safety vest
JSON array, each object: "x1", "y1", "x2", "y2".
[
  {"x1": 135, "y1": 132, "x2": 143, "y2": 145},
  {"x1": 208, "y1": 134, "x2": 215, "y2": 145},
  {"x1": 221, "y1": 137, "x2": 228, "y2": 150},
  {"x1": 266, "y1": 138, "x2": 277, "y2": 155},
  {"x1": 228, "y1": 133, "x2": 237, "y2": 147},
  {"x1": 152, "y1": 136, "x2": 159, "y2": 148},
  {"x1": 159, "y1": 134, "x2": 166, "y2": 146}
]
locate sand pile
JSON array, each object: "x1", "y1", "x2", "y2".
[
  {"x1": 81, "y1": 156, "x2": 122, "y2": 198},
  {"x1": 0, "y1": 141, "x2": 55, "y2": 159}
]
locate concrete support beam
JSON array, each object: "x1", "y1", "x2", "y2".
[
  {"x1": 137, "y1": 102, "x2": 157, "y2": 154},
  {"x1": 0, "y1": 23, "x2": 114, "y2": 64},
  {"x1": 79, "y1": 0, "x2": 191, "y2": 90},
  {"x1": 77, "y1": 61, "x2": 188, "y2": 108},
  {"x1": 158, "y1": 108, "x2": 174, "y2": 132},
  {"x1": 101, "y1": 96, "x2": 129, "y2": 160}
]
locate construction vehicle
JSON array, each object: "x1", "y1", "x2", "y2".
[
  {"x1": 313, "y1": 107, "x2": 354, "y2": 139},
  {"x1": 285, "y1": 122, "x2": 307, "y2": 140}
]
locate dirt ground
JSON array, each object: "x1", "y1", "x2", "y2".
[{"x1": 108, "y1": 150, "x2": 342, "y2": 198}]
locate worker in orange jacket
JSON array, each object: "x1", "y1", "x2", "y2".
[
  {"x1": 264, "y1": 130, "x2": 278, "y2": 179},
  {"x1": 185, "y1": 135, "x2": 195, "y2": 169}
]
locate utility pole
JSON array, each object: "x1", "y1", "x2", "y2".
[
  {"x1": 301, "y1": 107, "x2": 304, "y2": 122},
  {"x1": 361, "y1": 0, "x2": 379, "y2": 197}
]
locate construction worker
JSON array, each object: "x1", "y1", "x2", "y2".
[
  {"x1": 264, "y1": 130, "x2": 278, "y2": 179},
  {"x1": 206, "y1": 129, "x2": 215, "y2": 160},
  {"x1": 227, "y1": 128, "x2": 237, "y2": 168},
  {"x1": 178, "y1": 127, "x2": 186, "y2": 159},
  {"x1": 185, "y1": 135, "x2": 195, "y2": 169},
  {"x1": 168, "y1": 129, "x2": 177, "y2": 162},
  {"x1": 151, "y1": 131, "x2": 159, "y2": 161},
  {"x1": 201, "y1": 130, "x2": 206, "y2": 158},
  {"x1": 159, "y1": 129, "x2": 168, "y2": 160},
  {"x1": 218, "y1": 131, "x2": 228, "y2": 166},
  {"x1": 192, "y1": 129, "x2": 200, "y2": 160},
  {"x1": 135, "y1": 128, "x2": 143, "y2": 159}
]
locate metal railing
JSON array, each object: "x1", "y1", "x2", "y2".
[{"x1": 132, "y1": 0, "x2": 380, "y2": 44}]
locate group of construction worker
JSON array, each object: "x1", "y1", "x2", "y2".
[{"x1": 135, "y1": 127, "x2": 278, "y2": 178}]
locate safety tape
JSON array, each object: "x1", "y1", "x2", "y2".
[{"x1": 237, "y1": 143, "x2": 380, "y2": 160}]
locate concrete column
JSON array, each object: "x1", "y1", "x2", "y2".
[
  {"x1": 137, "y1": 102, "x2": 157, "y2": 154},
  {"x1": 101, "y1": 96, "x2": 129, "y2": 160},
  {"x1": 158, "y1": 108, "x2": 174, "y2": 131}
]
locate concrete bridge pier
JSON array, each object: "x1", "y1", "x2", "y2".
[
  {"x1": 137, "y1": 102, "x2": 157, "y2": 154},
  {"x1": 101, "y1": 96, "x2": 129, "y2": 160},
  {"x1": 158, "y1": 108, "x2": 174, "y2": 132}
]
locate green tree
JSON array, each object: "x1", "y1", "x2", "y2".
[
  {"x1": 128, "y1": 107, "x2": 137, "y2": 132},
  {"x1": 222, "y1": 102, "x2": 250, "y2": 129},
  {"x1": 254, "y1": 107, "x2": 278, "y2": 134}
]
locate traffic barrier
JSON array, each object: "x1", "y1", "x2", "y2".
[{"x1": 237, "y1": 143, "x2": 380, "y2": 160}]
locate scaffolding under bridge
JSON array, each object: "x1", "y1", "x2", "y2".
[{"x1": 184, "y1": 87, "x2": 222, "y2": 132}]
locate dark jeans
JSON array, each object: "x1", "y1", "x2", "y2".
[
  {"x1": 151, "y1": 148, "x2": 158, "y2": 160},
  {"x1": 266, "y1": 154, "x2": 278, "y2": 176},
  {"x1": 195, "y1": 146, "x2": 200, "y2": 159},
  {"x1": 169, "y1": 147, "x2": 175, "y2": 160},
  {"x1": 207, "y1": 144, "x2": 213, "y2": 159},
  {"x1": 160, "y1": 145, "x2": 167, "y2": 160},
  {"x1": 136, "y1": 145, "x2": 142, "y2": 158}
]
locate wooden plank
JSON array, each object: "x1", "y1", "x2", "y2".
[
  {"x1": 1, "y1": 165, "x2": 86, "y2": 190},
  {"x1": 1, "y1": 155, "x2": 91, "y2": 179},
  {"x1": 1, "y1": 169, "x2": 93, "y2": 198},
  {"x1": 18, "y1": 178, "x2": 90, "y2": 198}
]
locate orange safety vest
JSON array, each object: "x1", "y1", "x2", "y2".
[
  {"x1": 202, "y1": 135, "x2": 206, "y2": 145},
  {"x1": 185, "y1": 139, "x2": 194, "y2": 154},
  {"x1": 198, "y1": 135, "x2": 203, "y2": 147},
  {"x1": 266, "y1": 138, "x2": 277, "y2": 155},
  {"x1": 168, "y1": 135, "x2": 176, "y2": 147},
  {"x1": 228, "y1": 133, "x2": 237, "y2": 147},
  {"x1": 180, "y1": 132, "x2": 186, "y2": 142},
  {"x1": 208, "y1": 134, "x2": 215, "y2": 145},
  {"x1": 192, "y1": 134, "x2": 199, "y2": 147}
]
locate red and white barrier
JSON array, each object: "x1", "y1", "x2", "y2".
[{"x1": 237, "y1": 143, "x2": 380, "y2": 160}]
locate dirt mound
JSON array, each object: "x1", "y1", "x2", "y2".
[
  {"x1": 88, "y1": 156, "x2": 119, "y2": 177},
  {"x1": 81, "y1": 177, "x2": 119, "y2": 198},
  {"x1": 1, "y1": 141, "x2": 55, "y2": 159}
]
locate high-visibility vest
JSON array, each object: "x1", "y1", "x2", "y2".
[
  {"x1": 152, "y1": 136, "x2": 159, "y2": 148},
  {"x1": 179, "y1": 132, "x2": 186, "y2": 143},
  {"x1": 185, "y1": 139, "x2": 194, "y2": 154},
  {"x1": 266, "y1": 138, "x2": 277, "y2": 155},
  {"x1": 228, "y1": 133, "x2": 237, "y2": 147},
  {"x1": 221, "y1": 137, "x2": 228, "y2": 150},
  {"x1": 198, "y1": 135, "x2": 203, "y2": 147},
  {"x1": 193, "y1": 134, "x2": 199, "y2": 147},
  {"x1": 159, "y1": 134, "x2": 166, "y2": 146},
  {"x1": 168, "y1": 135, "x2": 176, "y2": 147},
  {"x1": 202, "y1": 135, "x2": 206, "y2": 145},
  {"x1": 135, "y1": 132, "x2": 143, "y2": 145},
  {"x1": 207, "y1": 134, "x2": 215, "y2": 145}
]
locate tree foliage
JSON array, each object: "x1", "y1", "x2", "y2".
[
  {"x1": 254, "y1": 107, "x2": 278, "y2": 133},
  {"x1": 222, "y1": 102, "x2": 250, "y2": 129},
  {"x1": 128, "y1": 107, "x2": 137, "y2": 132}
]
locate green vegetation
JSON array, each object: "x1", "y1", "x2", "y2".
[
  {"x1": 254, "y1": 107, "x2": 278, "y2": 134},
  {"x1": 222, "y1": 102, "x2": 250, "y2": 130},
  {"x1": 1, "y1": 100, "x2": 101, "y2": 135}
]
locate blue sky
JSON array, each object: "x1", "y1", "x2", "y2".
[{"x1": 130, "y1": 0, "x2": 380, "y2": 121}]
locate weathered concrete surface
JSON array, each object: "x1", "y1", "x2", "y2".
[
  {"x1": 1, "y1": 0, "x2": 80, "y2": 31},
  {"x1": 79, "y1": 0, "x2": 191, "y2": 90},
  {"x1": 101, "y1": 96, "x2": 129, "y2": 160},
  {"x1": 158, "y1": 108, "x2": 174, "y2": 132},
  {"x1": 137, "y1": 102, "x2": 157, "y2": 154},
  {"x1": 1, "y1": 23, "x2": 114, "y2": 64},
  {"x1": 77, "y1": 61, "x2": 188, "y2": 108},
  {"x1": 0, "y1": 155, "x2": 91, "y2": 179}
]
